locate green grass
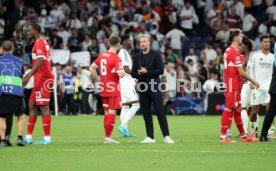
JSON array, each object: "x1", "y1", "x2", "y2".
[{"x1": 0, "y1": 115, "x2": 276, "y2": 171}]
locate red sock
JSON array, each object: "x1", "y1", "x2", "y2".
[
  {"x1": 234, "y1": 111, "x2": 246, "y2": 137},
  {"x1": 27, "y1": 117, "x2": 37, "y2": 135},
  {"x1": 104, "y1": 114, "x2": 116, "y2": 138},
  {"x1": 227, "y1": 111, "x2": 234, "y2": 130},
  {"x1": 221, "y1": 110, "x2": 230, "y2": 137},
  {"x1": 42, "y1": 115, "x2": 51, "y2": 137}
]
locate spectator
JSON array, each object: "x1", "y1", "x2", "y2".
[
  {"x1": 77, "y1": 66, "x2": 93, "y2": 115},
  {"x1": 57, "y1": 25, "x2": 71, "y2": 50},
  {"x1": 50, "y1": 29, "x2": 63, "y2": 49},
  {"x1": 225, "y1": 6, "x2": 241, "y2": 29},
  {"x1": 198, "y1": 59, "x2": 208, "y2": 86},
  {"x1": 38, "y1": 9, "x2": 54, "y2": 32},
  {"x1": 50, "y1": 3, "x2": 65, "y2": 27},
  {"x1": 216, "y1": 24, "x2": 230, "y2": 47},
  {"x1": 165, "y1": 26, "x2": 185, "y2": 56},
  {"x1": 82, "y1": 35, "x2": 92, "y2": 51},
  {"x1": 179, "y1": 1, "x2": 195, "y2": 37},
  {"x1": 186, "y1": 58, "x2": 199, "y2": 84},
  {"x1": 164, "y1": 62, "x2": 177, "y2": 99},
  {"x1": 203, "y1": 68, "x2": 219, "y2": 94},
  {"x1": 203, "y1": 42, "x2": 217, "y2": 62},
  {"x1": 87, "y1": 39, "x2": 99, "y2": 59},
  {"x1": 166, "y1": 47, "x2": 178, "y2": 64},
  {"x1": 211, "y1": 13, "x2": 224, "y2": 35},
  {"x1": 99, "y1": 37, "x2": 109, "y2": 54},
  {"x1": 242, "y1": 9, "x2": 258, "y2": 38},
  {"x1": 67, "y1": 28, "x2": 82, "y2": 52},
  {"x1": 0, "y1": 17, "x2": 5, "y2": 37},
  {"x1": 66, "y1": 12, "x2": 82, "y2": 30},
  {"x1": 185, "y1": 48, "x2": 198, "y2": 64}
]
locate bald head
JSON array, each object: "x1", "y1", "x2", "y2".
[{"x1": 2, "y1": 40, "x2": 14, "y2": 53}]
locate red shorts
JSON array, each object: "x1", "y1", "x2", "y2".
[
  {"x1": 29, "y1": 80, "x2": 53, "y2": 106},
  {"x1": 101, "y1": 96, "x2": 121, "y2": 111},
  {"x1": 225, "y1": 89, "x2": 241, "y2": 109}
]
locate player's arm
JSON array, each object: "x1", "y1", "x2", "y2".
[
  {"x1": 123, "y1": 66, "x2": 131, "y2": 74},
  {"x1": 115, "y1": 57, "x2": 125, "y2": 78},
  {"x1": 89, "y1": 63, "x2": 100, "y2": 82},
  {"x1": 237, "y1": 66, "x2": 259, "y2": 88},
  {"x1": 118, "y1": 50, "x2": 131, "y2": 74},
  {"x1": 23, "y1": 58, "x2": 43, "y2": 86}
]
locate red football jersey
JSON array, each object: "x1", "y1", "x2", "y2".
[
  {"x1": 93, "y1": 51, "x2": 124, "y2": 97},
  {"x1": 223, "y1": 45, "x2": 245, "y2": 91},
  {"x1": 32, "y1": 37, "x2": 54, "y2": 84}
]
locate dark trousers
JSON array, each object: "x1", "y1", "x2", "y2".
[
  {"x1": 81, "y1": 90, "x2": 93, "y2": 114},
  {"x1": 139, "y1": 91, "x2": 170, "y2": 139},
  {"x1": 62, "y1": 94, "x2": 75, "y2": 115},
  {"x1": 260, "y1": 93, "x2": 276, "y2": 138},
  {"x1": 24, "y1": 88, "x2": 32, "y2": 115}
]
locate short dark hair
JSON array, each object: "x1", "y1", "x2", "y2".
[
  {"x1": 242, "y1": 37, "x2": 253, "y2": 51},
  {"x1": 260, "y1": 35, "x2": 270, "y2": 42},
  {"x1": 2, "y1": 40, "x2": 14, "y2": 52},
  {"x1": 29, "y1": 23, "x2": 41, "y2": 33},
  {"x1": 109, "y1": 35, "x2": 121, "y2": 46},
  {"x1": 229, "y1": 29, "x2": 242, "y2": 43}
]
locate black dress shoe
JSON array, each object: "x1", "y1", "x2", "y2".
[
  {"x1": 17, "y1": 137, "x2": 25, "y2": 146},
  {"x1": 5, "y1": 136, "x2": 12, "y2": 146},
  {"x1": 260, "y1": 136, "x2": 271, "y2": 142},
  {"x1": 0, "y1": 139, "x2": 8, "y2": 147}
]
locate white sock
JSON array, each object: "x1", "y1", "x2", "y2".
[
  {"x1": 241, "y1": 109, "x2": 248, "y2": 135},
  {"x1": 120, "y1": 106, "x2": 129, "y2": 127},
  {"x1": 122, "y1": 103, "x2": 140, "y2": 129},
  {"x1": 44, "y1": 136, "x2": 51, "y2": 141},
  {"x1": 26, "y1": 135, "x2": 32, "y2": 139},
  {"x1": 250, "y1": 122, "x2": 254, "y2": 133}
]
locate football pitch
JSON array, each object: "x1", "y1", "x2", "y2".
[{"x1": 0, "y1": 115, "x2": 275, "y2": 171}]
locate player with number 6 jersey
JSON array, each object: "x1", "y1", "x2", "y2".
[{"x1": 90, "y1": 35, "x2": 125, "y2": 144}]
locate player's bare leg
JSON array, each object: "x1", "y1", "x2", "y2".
[
  {"x1": 0, "y1": 117, "x2": 7, "y2": 146},
  {"x1": 16, "y1": 115, "x2": 25, "y2": 146}
]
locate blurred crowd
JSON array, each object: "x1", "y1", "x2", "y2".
[{"x1": 1, "y1": 0, "x2": 276, "y2": 115}]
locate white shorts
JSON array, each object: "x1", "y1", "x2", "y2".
[
  {"x1": 120, "y1": 85, "x2": 139, "y2": 104},
  {"x1": 250, "y1": 89, "x2": 270, "y2": 106},
  {"x1": 241, "y1": 83, "x2": 251, "y2": 108}
]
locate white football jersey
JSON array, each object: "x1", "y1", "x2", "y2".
[
  {"x1": 250, "y1": 50, "x2": 274, "y2": 90},
  {"x1": 245, "y1": 52, "x2": 254, "y2": 78},
  {"x1": 118, "y1": 49, "x2": 135, "y2": 87}
]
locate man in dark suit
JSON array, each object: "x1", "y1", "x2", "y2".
[{"x1": 131, "y1": 34, "x2": 174, "y2": 144}]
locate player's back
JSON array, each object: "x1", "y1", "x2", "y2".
[
  {"x1": 95, "y1": 51, "x2": 123, "y2": 97},
  {"x1": 223, "y1": 45, "x2": 243, "y2": 90},
  {"x1": 32, "y1": 37, "x2": 53, "y2": 80}
]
